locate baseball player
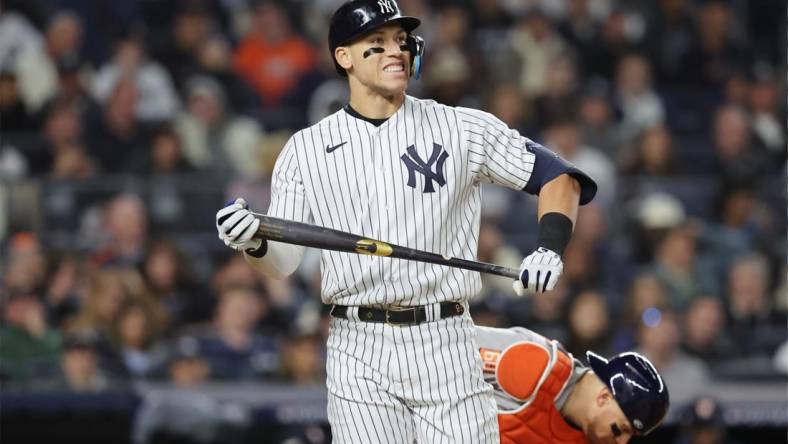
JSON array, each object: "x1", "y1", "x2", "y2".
[
  {"x1": 215, "y1": 0, "x2": 596, "y2": 442},
  {"x1": 476, "y1": 326, "x2": 669, "y2": 444}
]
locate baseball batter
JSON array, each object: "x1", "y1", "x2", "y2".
[
  {"x1": 476, "y1": 326, "x2": 669, "y2": 444},
  {"x1": 215, "y1": 0, "x2": 596, "y2": 442}
]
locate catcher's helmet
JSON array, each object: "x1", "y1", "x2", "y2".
[
  {"x1": 586, "y1": 351, "x2": 669, "y2": 436},
  {"x1": 328, "y1": 0, "x2": 424, "y2": 78}
]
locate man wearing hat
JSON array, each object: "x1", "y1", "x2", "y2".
[{"x1": 476, "y1": 325, "x2": 669, "y2": 444}]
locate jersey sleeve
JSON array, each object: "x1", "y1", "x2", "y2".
[
  {"x1": 458, "y1": 107, "x2": 597, "y2": 204},
  {"x1": 267, "y1": 135, "x2": 313, "y2": 224},
  {"x1": 458, "y1": 107, "x2": 535, "y2": 190}
]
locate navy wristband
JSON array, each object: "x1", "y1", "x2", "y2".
[{"x1": 537, "y1": 212, "x2": 573, "y2": 256}]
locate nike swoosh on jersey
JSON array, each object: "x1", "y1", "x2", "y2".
[{"x1": 326, "y1": 141, "x2": 348, "y2": 153}]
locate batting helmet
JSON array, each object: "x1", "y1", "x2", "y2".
[
  {"x1": 328, "y1": 0, "x2": 424, "y2": 78},
  {"x1": 586, "y1": 351, "x2": 669, "y2": 436}
]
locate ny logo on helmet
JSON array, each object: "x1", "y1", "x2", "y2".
[
  {"x1": 401, "y1": 143, "x2": 449, "y2": 193},
  {"x1": 378, "y1": 0, "x2": 395, "y2": 14}
]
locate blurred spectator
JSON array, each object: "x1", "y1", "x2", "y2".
[
  {"x1": 557, "y1": 0, "x2": 605, "y2": 60},
  {"x1": 210, "y1": 254, "x2": 261, "y2": 296},
  {"x1": 167, "y1": 336, "x2": 210, "y2": 388},
  {"x1": 543, "y1": 116, "x2": 616, "y2": 207},
  {"x1": 577, "y1": 78, "x2": 618, "y2": 156},
  {"x1": 44, "y1": 253, "x2": 83, "y2": 328},
  {"x1": 509, "y1": 9, "x2": 568, "y2": 97},
  {"x1": 629, "y1": 191, "x2": 686, "y2": 262},
  {"x1": 421, "y1": 3, "x2": 478, "y2": 106},
  {"x1": 747, "y1": 75, "x2": 785, "y2": 157},
  {"x1": 3, "y1": 232, "x2": 47, "y2": 296},
  {"x1": 531, "y1": 54, "x2": 580, "y2": 130},
  {"x1": 50, "y1": 140, "x2": 96, "y2": 180},
  {"x1": 701, "y1": 184, "x2": 774, "y2": 278},
  {"x1": 71, "y1": 267, "x2": 159, "y2": 345},
  {"x1": 507, "y1": 281, "x2": 570, "y2": 344},
  {"x1": 150, "y1": 3, "x2": 214, "y2": 91},
  {"x1": 90, "y1": 193, "x2": 149, "y2": 267},
  {"x1": 133, "y1": 124, "x2": 195, "y2": 175},
  {"x1": 423, "y1": 46, "x2": 472, "y2": 107},
  {"x1": 0, "y1": 70, "x2": 36, "y2": 131},
  {"x1": 485, "y1": 83, "x2": 530, "y2": 135},
  {"x1": 725, "y1": 254, "x2": 785, "y2": 359},
  {"x1": 0, "y1": 293, "x2": 62, "y2": 383},
  {"x1": 680, "y1": 0, "x2": 749, "y2": 92},
  {"x1": 175, "y1": 75, "x2": 266, "y2": 178},
  {"x1": 583, "y1": 9, "x2": 640, "y2": 79},
  {"x1": 15, "y1": 97, "x2": 87, "y2": 177},
  {"x1": 141, "y1": 238, "x2": 209, "y2": 326},
  {"x1": 620, "y1": 124, "x2": 676, "y2": 176},
  {"x1": 681, "y1": 296, "x2": 735, "y2": 363},
  {"x1": 132, "y1": 339, "x2": 251, "y2": 444},
  {"x1": 85, "y1": 77, "x2": 148, "y2": 172},
  {"x1": 636, "y1": 309, "x2": 710, "y2": 400},
  {"x1": 564, "y1": 289, "x2": 613, "y2": 358},
  {"x1": 614, "y1": 52, "x2": 665, "y2": 143},
  {"x1": 0, "y1": 6, "x2": 43, "y2": 71},
  {"x1": 114, "y1": 299, "x2": 168, "y2": 379},
  {"x1": 644, "y1": 0, "x2": 694, "y2": 83},
  {"x1": 92, "y1": 34, "x2": 180, "y2": 122},
  {"x1": 233, "y1": 1, "x2": 316, "y2": 106},
  {"x1": 477, "y1": 219, "x2": 523, "y2": 298},
  {"x1": 711, "y1": 105, "x2": 769, "y2": 186},
  {"x1": 614, "y1": 272, "x2": 669, "y2": 352},
  {"x1": 45, "y1": 330, "x2": 114, "y2": 392},
  {"x1": 722, "y1": 71, "x2": 751, "y2": 108},
  {"x1": 194, "y1": 287, "x2": 279, "y2": 380},
  {"x1": 193, "y1": 34, "x2": 261, "y2": 114},
  {"x1": 279, "y1": 305, "x2": 324, "y2": 385},
  {"x1": 14, "y1": 11, "x2": 83, "y2": 113},
  {"x1": 649, "y1": 222, "x2": 718, "y2": 310},
  {"x1": 469, "y1": 0, "x2": 515, "y2": 73},
  {"x1": 676, "y1": 396, "x2": 741, "y2": 444}
]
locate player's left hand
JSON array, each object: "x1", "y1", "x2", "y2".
[{"x1": 512, "y1": 247, "x2": 563, "y2": 296}]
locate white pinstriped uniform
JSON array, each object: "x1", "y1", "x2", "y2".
[{"x1": 267, "y1": 95, "x2": 538, "y2": 442}]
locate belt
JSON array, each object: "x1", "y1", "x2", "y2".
[{"x1": 330, "y1": 302, "x2": 465, "y2": 326}]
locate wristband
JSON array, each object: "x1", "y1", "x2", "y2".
[{"x1": 537, "y1": 212, "x2": 573, "y2": 256}]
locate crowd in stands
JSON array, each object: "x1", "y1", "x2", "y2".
[{"x1": 0, "y1": 0, "x2": 785, "y2": 424}]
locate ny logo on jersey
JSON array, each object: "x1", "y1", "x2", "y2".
[
  {"x1": 377, "y1": 0, "x2": 395, "y2": 13},
  {"x1": 400, "y1": 143, "x2": 449, "y2": 193}
]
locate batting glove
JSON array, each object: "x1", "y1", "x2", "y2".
[
  {"x1": 512, "y1": 247, "x2": 563, "y2": 296},
  {"x1": 216, "y1": 198, "x2": 262, "y2": 252}
]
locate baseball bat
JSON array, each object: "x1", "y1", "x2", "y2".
[{"x1": 251, "y1": 212, "x2": 520, "y2": 279}]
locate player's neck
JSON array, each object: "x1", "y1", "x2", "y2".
[
  {"x1": 348, "y1": 86, "x2": 406, "y2": 120},
  {"x1": 560, "y1": 372, "x2": 598, "y2": 431}
]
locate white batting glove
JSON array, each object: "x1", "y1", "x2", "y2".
[
  {"x1": 216, "y1": 198, "x2": 262, "y2": 252},
  {"x1": 512, "y1": 247, "x2": 563, "y2": 296}
]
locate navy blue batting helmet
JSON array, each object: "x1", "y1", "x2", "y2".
[
  {"x1": 328, "y1": 0, "x2": 423, "y2": 77},
  {"x1": 587, "y1": 351, "x2": 669, "y2": 436}
]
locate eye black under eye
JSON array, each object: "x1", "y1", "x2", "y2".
[{"x1": 611, "y1": 423, "x2": 622, "y2": 437}]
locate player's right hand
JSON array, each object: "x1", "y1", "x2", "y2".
[
  {"x1": 216, "y1": 198, "x2": 262, "y2": 252},
  {"x1": 512, "y1": 247, "x2": 563, "y2": 296}
]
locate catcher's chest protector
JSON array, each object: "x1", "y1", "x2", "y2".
[{"x1": 493, "y1": 342, "x2": 590, "y2": 444}]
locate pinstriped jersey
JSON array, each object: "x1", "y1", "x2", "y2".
[{"x1": 267, "y1": 94, "x2": 536, "y2": 306}]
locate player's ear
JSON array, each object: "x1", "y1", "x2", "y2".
[
  {"x1": 335, "y1": 46, "x2": 353, "y2": 71},
  {"x1": 596, "y1": 386, "x2": 613, "y2": 407}
]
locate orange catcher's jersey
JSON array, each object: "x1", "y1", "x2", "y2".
[{"x1": 476, "y1": 326, "x2": 591, "y2": 444}]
